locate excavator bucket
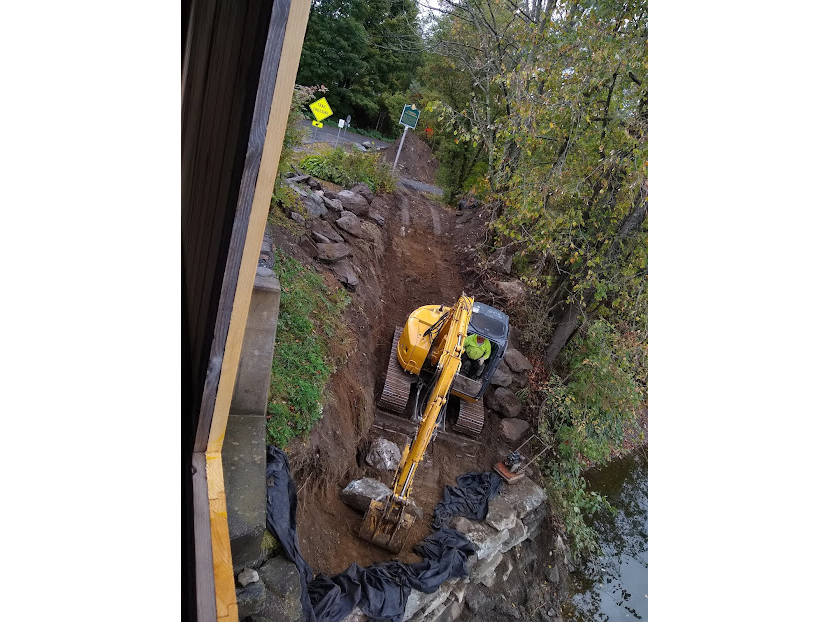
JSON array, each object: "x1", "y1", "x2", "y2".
[{"x1": 358, "y1": 497, "x2": 416, "y2": 553}]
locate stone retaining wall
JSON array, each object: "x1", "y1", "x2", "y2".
[{"x1": 341, "y1": 476, "x2": 550, "y2": 622}]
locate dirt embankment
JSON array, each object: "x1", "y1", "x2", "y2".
[
  {"x1": 276, "y1": 184, "x2": 508, "y2": 574},
  {"x1": 383, "y1": 133, "x2": 440, "y2": 185},
  {"x1": 270, "y1": 145, "x2": 575, "y2": 621}
]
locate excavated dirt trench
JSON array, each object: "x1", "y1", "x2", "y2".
[{"x1": 282, "y1": 186, "x2": 509, "y2": 577}]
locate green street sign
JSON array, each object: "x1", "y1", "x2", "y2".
[{"x1": 399, "y1": 104, "x2": 420, "y2": 129}]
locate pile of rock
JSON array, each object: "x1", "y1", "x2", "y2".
[
  {"x1": 484, "y1": 346, "x2": 534, "y2": 443},
  {"x1": 281, "y1": 173, "x2": 387, "y2": 290},
  {"x1": 354, "y1": 140, "x2": 385, "y2": 152},
  {"x1": 238, "y1": 446, "x2": 571, "y2": 622},
  {"x1": 342, "y1": 475, "x2": 561, "y2": 622}
]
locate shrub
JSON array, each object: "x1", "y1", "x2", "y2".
[
  {"x1": 300, "y1": 147, "x2": 396, "y2": 194},
  {"x1": 536, "y1": 319, "x2": 644, "y2": 559}
]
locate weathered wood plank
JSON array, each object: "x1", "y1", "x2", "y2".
[
  {"x1": 184, "y1": 0, "x2": 315, "y2": 619},
  {"x1": 192, "y1": 452, "x2": 216, "y2": 622},
  {"x1": 188, "y1": 1, "x2": 274, "y2": 453},
  {"x1": 206, "y1": 0, "x2": 313, "y2": 454}
]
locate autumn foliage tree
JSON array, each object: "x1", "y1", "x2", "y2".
[
  {"x1": 422, "y1": 0, "x2": 647, "y2": 368},
  {"x1": 420, "y1": 0, "x2": 647, "y2": 555}
]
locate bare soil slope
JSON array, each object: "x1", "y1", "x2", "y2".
[
  {"x1": 271, "y1": 185, "x2": 510, "y2": 576},
  {"x1": 384, "y1": 133, "x2": 439, "y2": 185}
]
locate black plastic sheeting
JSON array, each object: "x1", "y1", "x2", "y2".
[
  {"x1": 266, "y1": 447, "x2": 480, "y2": 622},
  {"x1": 431, "y1": 471, "x2": 503, "y2": 530}
]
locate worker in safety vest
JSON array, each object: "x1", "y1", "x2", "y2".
[{"x1": 461, "y1": 333, "x2": 491, "y2": 378}]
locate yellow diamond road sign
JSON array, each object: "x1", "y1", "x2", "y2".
[{"x1": 309, "y1": 97, "x2": 333, "y2": 122}]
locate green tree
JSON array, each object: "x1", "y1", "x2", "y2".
[
  {"x1": 296, "y1": 0, "x2": 423, "y2": 131},
  {"x1": 421, "y1": 0, "x2": 647, "y2": 366}
]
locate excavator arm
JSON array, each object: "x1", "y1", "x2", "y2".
[{"x1": 359, "y1": 295, "x2": 474, "y2": 552}]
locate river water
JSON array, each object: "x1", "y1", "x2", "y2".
[{"x1": 562, "y1": 449, "x2": 648, "y2": 621}]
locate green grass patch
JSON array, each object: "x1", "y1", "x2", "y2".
[
  {"x1": 300, "y1": 147, "x2": 396, "y2": 194},
  {"x1": 267, "y1": 248, "x2": 351, "y2": 447}
]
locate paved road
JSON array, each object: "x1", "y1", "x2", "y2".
[
  {"x1": 300, "y1": 119, "x2": 392, "y2": 149},
  {"x1": 398, "y1": 178, "x2": 443, "y2": 197},
  {"x1": 299, "y1": 119, "x2": 443, "y2": 197}
]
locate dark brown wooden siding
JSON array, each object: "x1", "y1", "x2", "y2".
[{"x1": 182, "y1": 2, "x2": 290, "y2": 619}]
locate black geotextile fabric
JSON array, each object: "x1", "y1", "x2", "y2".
[
  {"x1": 265, "y1": 446, "x2": 478, "y2": 622},
  {"x1": 430, "y1": 471, "x2": 503, "y2": 530}
]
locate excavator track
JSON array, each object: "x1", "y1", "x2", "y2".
[
  {"x1": 377, "y1": 327, "x2": 414, "y2": 413},
  {"x1": 452, "y1": 398, "x2": 485, "y2": 437}
]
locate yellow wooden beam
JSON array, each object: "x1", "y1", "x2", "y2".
[{"x1": 207, "y1": 452, "x2": 238, "y2": 622}]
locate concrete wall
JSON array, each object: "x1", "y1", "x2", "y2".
[{"x1": 223, "y1": 240, "x2": 282, "y2": 573}]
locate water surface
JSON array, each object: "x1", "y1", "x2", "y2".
[{"x1": 563, "y1": 450, "x2": 648, "y2": 621}]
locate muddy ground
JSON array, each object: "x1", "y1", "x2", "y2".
[
  {"x1": 268, "y1": 138, "x2": 572, "y2": 622},
  {"x1": 275, "y1": 186, "x2": 512, "y2": 575}
]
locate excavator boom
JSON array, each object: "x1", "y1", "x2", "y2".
[{"x1": 359, "y1": 295, "x2": 474, "y2": 552}]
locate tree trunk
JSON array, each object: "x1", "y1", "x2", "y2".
[{"x1": 545, "y1": 300, "x2": 583, "y2": 368}]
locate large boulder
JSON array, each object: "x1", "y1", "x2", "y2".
[
  {"x1": 335, "y1": 210, "x2": 370, "y2": 239},
  {"x1": 339, "y1": 478, "x2": 392, "y2": 513},
  {"x1": 507, "y1": 325, "x2": 524, "y2": 350},
  {"x1": 450, "y1": 516, "x2": 509, "y2": 561},
  {"x1": 257, "y1": 555, "x2": 304, "y2": 622},
  {"x1": 367, "y1": 208, "x2": 385, "y2": 227},
  {"x1": 316, "y1": 242, "x2": 351, "y2": 263},
  {"x1": 312, "y1": 231, "x2": 333, "y2": 245},
  {"x1": 500, "y1": 418, "x2": 530, "y2": 442},
  {"x1": 311, "y1": 219, "x2": 344, "y2": 243},
  {"x1": 485, "y1": 387, "x2": 523, "y2": 418},
  {"x1": 322, "y1": 196, "x2": 343, "y2": 213},
  {"x1": 286, "y1": 181, "x2": 308, "y2": 197},
  {"x1": 303, "y1": 194, "x2": 328, "y2": 219},
  {"x1": 500, "y1": 518, "x2": 529, "y2": 552},
  {"x1": 349, "y1": 182, "x2": 374, "y2": 204},
  {"x1": 490, "y1": 366, "x2": 513, "y2": 388},
  {"x1": 485, "y1": 496, "x2": 518, "y2": 532},
  {"x1": 491, "y1": 279, "x2": 526, "y2": 300},
  {"x1": 504, "y1": 348, "x2": 533, "y2": 374},
  {"x1": 498, "y1": 477, "x2": 547, "y2": 519},
  {"x1": 365, "y1": 438, "x2": 401, "y2": 471},
  {"x1": 336, "y1": 190, "x2": 370, "y2": 216},
  {"x1": 236, "y1": 580, "x2": 266, "y2": 620},
  {"x1": 330, "y1": 259, "x2": 359, "y2": 290},
  {"x1": 470, "y1": 551, "x2": 503, "y2": 586},
  {"x1": 487, "y1": 248, "x2": 513, "y2": 275}
]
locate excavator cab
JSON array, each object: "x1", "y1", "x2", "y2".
[{"x1": 450, "y1": 302, "x2": 510, "y2": 401}]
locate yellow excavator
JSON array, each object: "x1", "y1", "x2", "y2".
[{"x1": 359, "y1": 295, "x2": 510, "y2": 552}]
